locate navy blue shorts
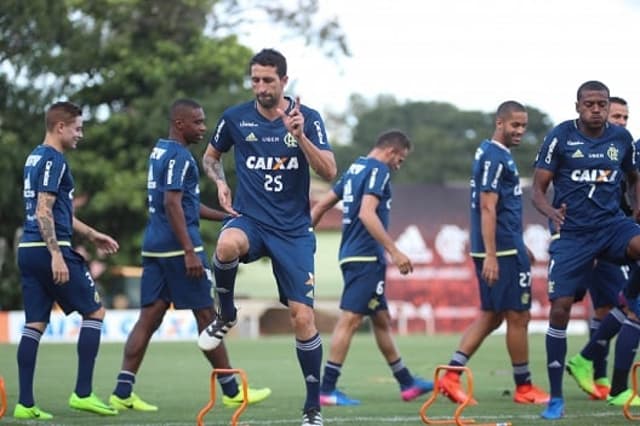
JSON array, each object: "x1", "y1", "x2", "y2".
[
  {"x1": 222, "y1": 215, "x2": 316, "y2": 306},
  {"x1": 339, "y1": 261, "x2": 388, "y2": 315},
  {"x1": 577, "y1": 260, "x2": 630, "y2": 308},
  {"x1": 18, "y1": 246, "x2": 102, "y2": 323},
  {"x1": 548, "y1": 219, "x2": 640, "y2": 301},
  {"x1": 140, "y1": 251, "x2": 214, "y2": 309},
  {"x1": 474, "y1": 252, "x2": 531, "y2": 312}
]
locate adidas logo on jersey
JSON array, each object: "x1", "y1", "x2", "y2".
[
  {"x1": 571, "y1": 149, "x2": 584, "y2": 158},
  {"x1": 245, "y1": 132, "x2": 258, "y2": 142}
]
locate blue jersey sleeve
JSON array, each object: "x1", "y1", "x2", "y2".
[
  {"x1": 162, "y1": 150, "x2": 191, "y2": 191},
  {"x1": 363, "y1": 164, "x2": 390, "y2": 198},
  {"x1": 38, "y1": 152, "x2": 66, "y2": 194},
  {"x1": 302, "y1": 108, "x2": 331, "y2": 151},
  {"x1": 210, "y1": 114, "x2": 233, "y2": 153},
  {"x1": 332, "y1": 174, "x2": 346, "y2": 199},
  {"x1": 476, "y1": 150, "x2": 506, "y2": 193},
  {"x1": 534, "y1": 131, "x2": 563, "y2": 172}
]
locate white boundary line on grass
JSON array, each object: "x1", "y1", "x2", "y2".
[{"x1": 87, "y1": 409, "x2": 631, "y2": 426}]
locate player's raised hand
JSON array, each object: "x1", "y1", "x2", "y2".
[
  {"x1": 277, "y1": 96, "x2": 304, "y2": 140},
  {"x1": 216, "y1": 180, "x2": 239, "y2": 216}
]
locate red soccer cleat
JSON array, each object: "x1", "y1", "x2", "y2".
[
  {"x1": 513, "y1": 383, "x2": 550, "y2": 404},
  {"x1": 438, "y1": 372, "x2": 477, "y2": 405}
]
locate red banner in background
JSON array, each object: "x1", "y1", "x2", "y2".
[{"x1": 382, "y1": 184, "x2": 590, "y2": 334}]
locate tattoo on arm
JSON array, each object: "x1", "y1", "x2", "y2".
[
  {"x1": 203, "y1": 155, "x2": 226, "y2": 183},
  {"x1": 36, "y1": 192, "x2": 60, "y2": 253}
]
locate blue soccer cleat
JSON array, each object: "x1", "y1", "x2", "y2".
[
  {"x1": 540, "y1": 397, "x2": 564, "y2": 420},
  {"x1": 320, "y1": 389, "x2": 360, "y2": 406}
]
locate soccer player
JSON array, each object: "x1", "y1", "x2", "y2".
[
  {"x1": 566, "y1": 96, "x2": 633, "y2": 400},
  {"x1": 197, "y1": 49, "x2": 337, "y2": 426},
  {"x1": 14, "y1": 101, "x2": 119, "y2": 419},
  {"x1": 532, "y1": 81, "x2": 640, "y2": 420},
  {"x1": 437, "y1": 101, "x2": 549, "y2": 406},
  {"x1": 310, "y1": 130, "x2": 434, "y2": 406},
  {"x1": 109, "y1": 99, "x2": 271, "y2": 412}
]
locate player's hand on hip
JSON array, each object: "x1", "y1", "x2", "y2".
[
  {"x1": 277, "y1": 96, "x2": 305, "y2": 140},
  {"x1": 482, "y1": 254, "x2": 499, "y2": 286},
  {"x1": 51, "y1": 252, "x2": 70, "y2": 285},
  {"x1": 184, "y1": 251, "x2": 205, "y2": 278}
]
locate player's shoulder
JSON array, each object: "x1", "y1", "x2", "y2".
[
  {"x1": 223, "y1": 100, "x2": 255, "y2": 119},
  {"x1": 607, "y1": 123, "x2": 633, "y2": 142}
]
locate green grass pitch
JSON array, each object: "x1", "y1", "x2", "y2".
[{"x1": 0, "y1": 333, "x2": 635, "y2": 425}]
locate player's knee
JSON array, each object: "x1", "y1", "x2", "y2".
[
  {"x1": 85, "y1": 306, "x2": 106, "y2": 321},
  {"x1": 627, "y1": 236, "x2": 640, "y2": 260}
]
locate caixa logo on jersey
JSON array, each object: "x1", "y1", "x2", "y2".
[
  {"x1": 246, "y1": 156, "x2": 300, "y2": 170},
  {"x1": 570, "y1": 169, "x2": 617, "y2": 183}
]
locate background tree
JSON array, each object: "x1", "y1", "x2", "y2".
[
  {"x1": 0, "y1": 0, "x2": 349, "y2": 309},
  {"x1": 333, "y1": 95, "x2": 553, "y2": 183}
]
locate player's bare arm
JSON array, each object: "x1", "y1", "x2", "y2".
[
  {"x1": 72, "y1": 216, "x2": 119, "y2": 254},
  {"x1": 165, "y1": 190, "x2": 204, "y2": 278},
  {"x1": 36, "y1": 191, "x2": 68, "y2": 284},
  {"x1": 359, "y1": 194, "x2": 413, "y2": 275},
  {"x1": 200, "y1": 203, "x2": 226, "y2": 222},
  {"x1": 310, "y1": 190, "x2": 339, "y2": 227},
  {"x1": 202, "y1": 145, "x2": 238, "y2": 216},
  {"x1": 532, "y1": 167, "x2": 566, "y2": 231},
  {"x1": 278, "y1": 96, "x2": 337, "y2": 181},
  {"x1": 479, "y1": 191, "x2": 499, "y2": 285}
]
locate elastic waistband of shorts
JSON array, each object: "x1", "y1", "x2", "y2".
[
  {"x1": 470, "y1": 249, "x2": 518, "y2": 258},
  {"x1": 142, "y1": 246, "x2": 204, "y2": 258},
  {"x1": 18, "y1": 241, "x2": 71, "y2": 248},
  {"x1": 339, "y1": 256, "x2": 378, "y2": 265}
]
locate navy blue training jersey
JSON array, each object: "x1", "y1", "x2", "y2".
[
  {"x1": 210, "y1": 97, "x2": 332, "y2": 233},
  {"x1": 470, "y1": 139, "x2": 523, "y2": 256},
  {"x1": 21, "y1": 145, "x2": 74, "y2": 243},
  {"x1": 142, "y1": 139, "x2": 203, "y2": 255},
  {"x1": 333, "y1": 156, "x2": 391, "y2": 264},
  {"x1": 534, "y1": 120, "x2": 635, "y2": 232}
]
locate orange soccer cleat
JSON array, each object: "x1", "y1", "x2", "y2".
[
  {"x1": 438, "y1": 372, "x2": 477, "y2": 405},
  {"x1": 513, "y1": 383, "x2": 550, "y2": 404}
]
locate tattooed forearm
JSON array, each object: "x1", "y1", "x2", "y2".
[
  {"x1": 36, "y1": 192, "x2": 60, "y2": 253},
  {"x1": 203, "y1": 155, "x2": 227, "y2": 183}
]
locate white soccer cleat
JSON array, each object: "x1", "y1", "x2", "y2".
[{"x1": 198, "y1": 316, "x2": 237, "y2": 350}]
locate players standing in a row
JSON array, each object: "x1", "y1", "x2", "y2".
[
  {"x1": 438, "y1": 101, "x2": 549, "y2": 406},
  {"x1": 532, "y1": 81, "x2": 640, "y2": 420},
  {"x1": 311, "y1": 130, "x2": 434, "y2": 407},
  {"x1": 198, "y1": 48, "x2": 337, "y2": 426}
]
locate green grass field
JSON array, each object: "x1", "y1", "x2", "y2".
[{"x1": 0, "y1": 333, "x2": 636, "y2": 425}]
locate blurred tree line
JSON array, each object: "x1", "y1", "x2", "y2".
[{"x1": 0, "y1": 0, "x2": 554, "y2": 309}]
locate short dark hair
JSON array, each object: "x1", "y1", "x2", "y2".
[
  {"x1": 45, "y1": 101, "x2": 82, "y2": 131},
  {"x1": 496, "y1": 100, "x2": 526, "y2": 120},
  {"x1": 610, "y1": 96, "x2": 627, "y2": 106},
  {"x1": 250, "y1": 48, "x2": 287, "y2": 78},
  {"x1": 169, "y1": 98, "x2": 202, "y2": 121},
  {"x1": 375, "y1": 129, "x2": 411, "y2": 151},
  {"x1": 577, "y1": 80, "x2": 609, "y2": 100}
]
